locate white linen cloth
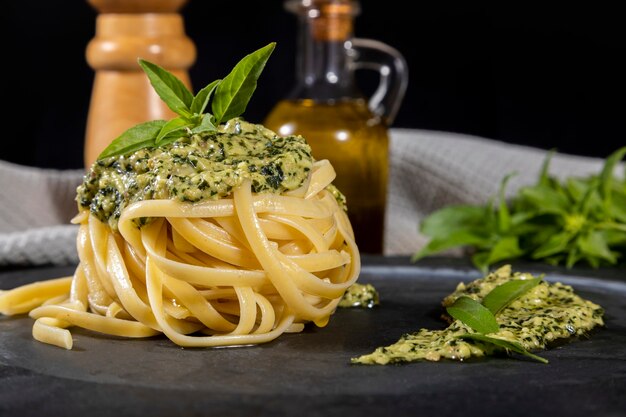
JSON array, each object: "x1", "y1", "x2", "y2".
[{"x1": 0, "y1": 129, "x2": 614, "y2": 266}]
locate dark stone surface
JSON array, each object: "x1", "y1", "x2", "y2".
[{"x1": 1, "y1": 257, "x2": 624, "y2": 416}]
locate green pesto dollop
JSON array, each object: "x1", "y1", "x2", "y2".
[
  {"x1": 339, "y1": 283, "x2": 380, "y2": 308},
  {"x1": 77, "y1": 118, "x2": 315, "y2": 230},
  {"x1": 352, "y1": 265, "x2": 605, "y2": 365}
]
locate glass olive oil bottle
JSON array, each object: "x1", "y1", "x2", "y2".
[{"x1": 264, "y1": 0, "x2": 407, "y2": 254}]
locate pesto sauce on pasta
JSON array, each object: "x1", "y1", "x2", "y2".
[{"x1": 77, "y1": 118, "x2": 317, "y2": 230}]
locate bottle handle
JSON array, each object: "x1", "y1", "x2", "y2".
[{"x1": 348, "y1": 38, "x2": 408, "y2": 126}]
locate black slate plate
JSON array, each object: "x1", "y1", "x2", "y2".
[{"x1": 0, "y1": 256, "x2": 625, "y2": 417}]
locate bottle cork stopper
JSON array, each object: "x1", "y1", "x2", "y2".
[{"x1": 286, "y1": 0, "x2": 359, "y2": 42}]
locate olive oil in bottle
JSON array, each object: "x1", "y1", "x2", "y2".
[
  {"x1": 265, "y1": 99, "x2": 388, "y2": 254},
  {"x1": 264, "y1": 0, "x2": 407, "y2": 254}
]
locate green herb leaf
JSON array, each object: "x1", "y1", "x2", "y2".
[
  {"x1": 414, "y1": 145, "x2": 626, "y2": 271},
  {"x1": 538, "y1": 148, "x2": 557, "y2": 187},
  {"x1": 138, "y1": 59, "x2": 193, "y2": 117},
  {"x1": 190, "y1": 79, "x2": 221, "y2": 115},
  {"x1": 212, "y1": 42, "x2": 276, "y2": 124},
  {"x1": 446, "y1": 296, "x2": 500, "y2": 334},
  {"x1": 419, "y1": 205, "x2": 488, "y2": 238},
  {"x1": 456, "y1": 333, "x2": 548, "y2": 363},
  {"x1": 577, "y1": 230, "x2": 617, "y2": 264},
  {"x1": 155, "y1": 117, "x2": 192, "y2": 144},
  {"x1": 97, "y1": 120, "x2": 166, "y2": 160},
  {"x1": 191, "y1": 114, "x2": 217, "y2": 134},
  {"x1": 600, "y1": 146, "x2": 626, "y2": 216},
  {"x1": 532, "y1": 232, "x2": 574, "y2": 259},
  {"x1": 497, "y1": 173, "x2": 516, "y2": 232},
  {"x1": 411, "y1": 230, "x2": 489, "y2": 262},
  {"x1": 482, "y1": 276, "x2": 543, "y2": 315},
  {"x1": 518, "y1": 185, "x2": 570, "y2": 215},
  {"x1": 484, "y1": 236, "x2": 524, "y2": 266}
]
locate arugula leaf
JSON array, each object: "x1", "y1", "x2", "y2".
[
  {"x1": 138, "y1": 59, "x2": 193, "y2": 118},
  {"x1": 456, "y1": 333, "x2": 548, "y2": 363},
  {"x1": 98, "y1": 120, "x2": 166, "y2": 160},
  {"x1": 482, "y1": 276, "x2": 543, "y2": 315},
  {"x1": 446, "y1": 296, "x2": 499, "y2": 334},
  {"x1": 212, "y1": 42, "x2": 276, "y2": 124}
]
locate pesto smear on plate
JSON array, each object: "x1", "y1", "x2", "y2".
[
  {"x1": 77, "y1": 118, "x2": 334, "y2": 230},
  {"x1": 353, "y1": 265, "x2": 605, "y2": 365},
  {"x1": 339, "y1": 283, "x2": 380, "y2": 308}
]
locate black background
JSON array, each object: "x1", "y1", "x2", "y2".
[{"x1": 2, "y1": 1, "x2": 624, "y2": 169}]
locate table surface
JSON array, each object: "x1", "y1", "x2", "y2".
[{"x1": 0, "y1": 256, "x2": 625, "y2": 417}]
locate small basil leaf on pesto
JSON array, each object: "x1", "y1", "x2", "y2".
[
  {"x1": 482, "y1": 276, "x2": 543, "y2": 315},
  {"x1": 446, "y1": 296, "x2": 499, "y2": 334},
  {"x1": 155, "y1": 117, "x2": 193, "y2": 144},
  {"x1": 456, "y1": 333, "x2": 548, "y2": 364},
  {"x1": 191, "y1": 114, "x2": 217, "y2": 134},
  {"x1": 212, "y1": 42, "x2": 276, "y2": 124},
  {"x1": 98, "y1": 120, "x2": 166, "y2": 160},
  {"x1": 191, "y1": 79, "x2": 221, "y2": 115},
  {"x1": 138, "y1": 59, "x2": 194, "y2": 118}
]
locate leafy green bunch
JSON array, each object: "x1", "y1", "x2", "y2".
[
  {"x1": 412, "y1": 147, "x2": 626, "y2": 272},
  {"x1": 98, "y1": 43, "x2": 276, "y2": 160}
]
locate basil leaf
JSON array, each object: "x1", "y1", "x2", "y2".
[
  {"x1": 518, "y1": 185, "x2": 570, "y2": 215},
  {"x1": 419, "y1": 205, "x2": 487, "y2": 238},
  {"x1": 190, "y1": 79, "x2": 221, "y2": 115},
  {"x1": 191, "y1": 114, "x2": 217, "y2": 134},
  {"x1": 484, "y1": 235, "x2": 523, "y2": 266},
  {"x1": 98, "y1": 120, "x2": 166, "y2": 160},
  {"x1": 155, "y1": 132, "x2": 186, "y2": 148},
  {"x1": 538, "y1": 148, "x2": 557, "y2": 187},
  {"x1": 446, "y1": 296, "x2": 499, "y2": 334},
  {"x1": 471, "y1": 252, "x2": 491, "y2": 274},
  {"x1": 497, "y1": 173, "x2": 516, "y2": 233},
  {"x1": 577, "y1": 230, "x2": 617, "y2": 264},
  {"x1": 600, "y1": 146, "x2": 626, "y2": 215},
  {"x1": 532, "y1": 232, "x2": 574, "y2": 259},
  {"x1": 156, "y1": 117, "x2": 192, "y2": 144},
  {"x1": 138, "y1": 59, "x2": 193, "y2": 117},
  {"x1": 411, "y1": 230, "x2": 488, "y2": 262},
  {"x1": 482, "y1": 276, "x2": 543, "y2": 315},
  {"x1": 457, "y1": 333, "x2": 548, "y2": 364},
  {"x1": 212, "y1": 42, "x2": 276, "y2": 124}
]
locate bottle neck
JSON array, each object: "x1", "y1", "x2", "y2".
[{"x1": 291, "y1": 14, "x2": 358, "y2": 100}]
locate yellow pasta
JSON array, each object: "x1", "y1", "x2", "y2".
[{"x1": 0, "y1": 158, "x2": 360, "y2": 350}]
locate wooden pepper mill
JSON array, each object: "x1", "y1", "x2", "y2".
[{"x1": 84, "y1": 0, "x2": 196, "y2": 168}]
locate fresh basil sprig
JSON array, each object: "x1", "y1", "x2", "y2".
[
  {"x1": 446, "y1": 275, "x2": 547, "y2": 363},
  {"x1": 98, "y1": 42, "x2": 276, "y2": 160},
  {"x1": 412, "y1": 146, "x2": 626, "y2": 272},
  {"x1": 482, "y1": 276, "x2": 543, "y2": 315},
  {"x1": 457, "y1": 333, "x2": 549, "y2": 364},
  {"x1": 446, "y1": 296, "x2": 499, "y2": 334}
]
